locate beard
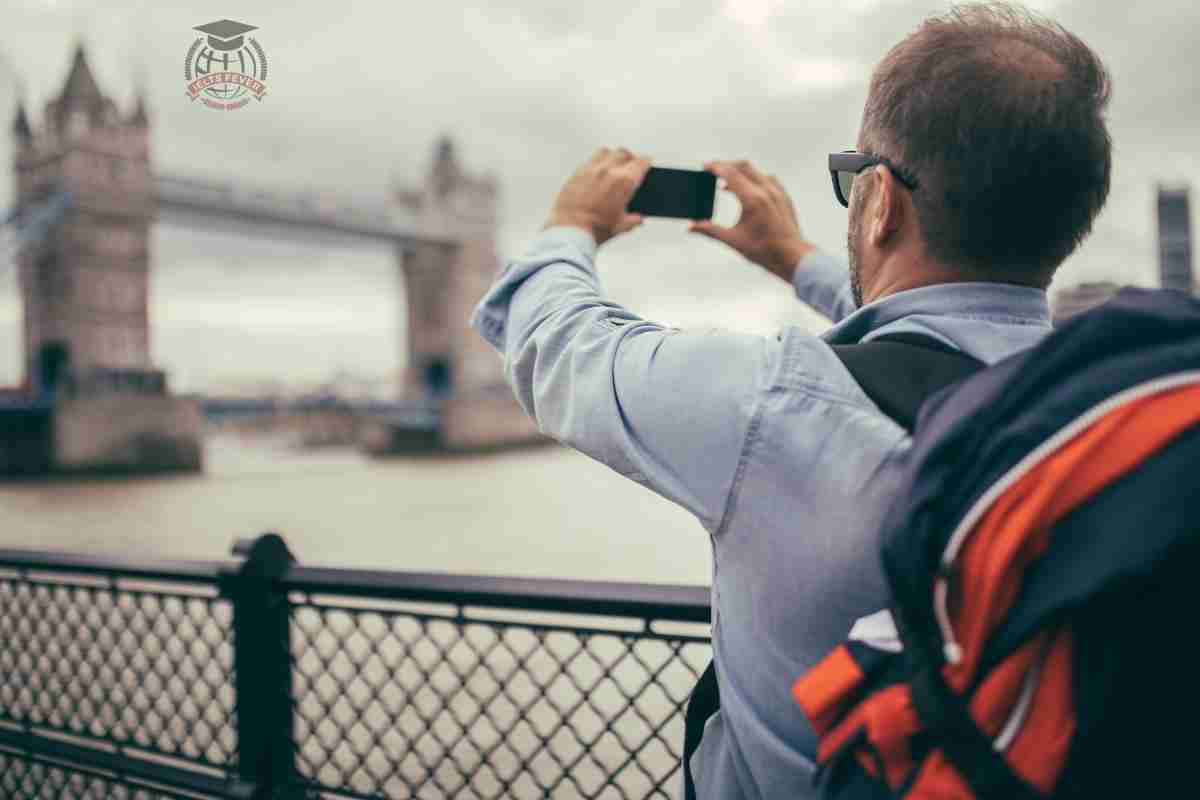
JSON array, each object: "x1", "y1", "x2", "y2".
[{"x1": 846, "y1": 192, "x2": 865, "y2": 309}]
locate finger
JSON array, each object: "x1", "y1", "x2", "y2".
[
  {"x1": 733, "y1": 163, "x2": 777, "y2": 215},
  {"x1": 614, "y1": 213, "x2": 644, "y2": 234},
  {"x1": 731, "y1": 159, "x2": 769, "y2": 188},
  {"x1": 618, "y1": 155, "x2": 652, "y2": 186},
  {"x1": 764, "y1": 174, "x2": 791, "y2": 207},
  {"x1": 597, "y1": 147, "x2": 631, "y2": 176},
  {"x1": 706, "y1": 161, "x2": 759, "y2": 200},
  {"x1": 688, "y1": 219, "x2": 737, "y2": 247},
  {"x1": 708, "y1": 161, "x2": 773, "y2": 213},
  {"x1": 609, "y1": 156, "x2": 648, "y2": 195},
  {"x1": 716, "y1": 162, "x2": 772, "y2": 211},
  {"x1": 602, "y1": 147, "x2": 632, "y2": 172},
  {"x1": 767, "y1": 174, "x2": 800, "y2": 223}
]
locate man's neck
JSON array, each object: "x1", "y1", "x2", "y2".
[{"x1": 865, "y1": 257, "x2": 1043, "y2": 304}]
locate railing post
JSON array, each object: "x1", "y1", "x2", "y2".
[{"x1": 220, "y1": 533, "x2": 298, "y2": 798}]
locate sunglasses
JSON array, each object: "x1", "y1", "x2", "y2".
[{"x1": 828, "y1": 150, "x2": 919, "y2": 208}]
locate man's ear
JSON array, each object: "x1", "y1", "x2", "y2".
[{"x1": 868, "y1": 164, "x2": 902, "y2": 245}]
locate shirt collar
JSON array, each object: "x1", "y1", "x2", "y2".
[{"x1": 821, "y1": 281, "x2": 1051, "y2": 345}]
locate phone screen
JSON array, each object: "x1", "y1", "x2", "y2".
[{"x1": 627, "y1": 167, "x2": 717, "y2": 220}]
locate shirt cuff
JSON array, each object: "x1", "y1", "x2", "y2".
[
  {"x1": 541, "y1": 224, "x2": 599, "y2": 259},
  {"x1": 790, "y1": 248, "x2": 856, "y2": 323}
]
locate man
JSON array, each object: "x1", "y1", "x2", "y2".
[{"x1": 470, "y1": 3, "x2": 1111, "y2": 797}]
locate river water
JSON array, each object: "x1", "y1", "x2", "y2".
[{"x1": 0, "y1": 433, "x2": 711, "y2": 586}]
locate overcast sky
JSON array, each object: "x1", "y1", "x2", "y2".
[{"x1": 0, "y1": 0, "x2": 1197, "y2": 391}]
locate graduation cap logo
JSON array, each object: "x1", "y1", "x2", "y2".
[
  {"x1": 194, "y1": 20, "x2": 257, "y2": 51},
  {"x1": 185, "y1": 20, "x2": 269, "y2": 110}
]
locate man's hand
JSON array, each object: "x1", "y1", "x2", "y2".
[
  {"x1": 690, "y1": 160, "x2": 816, "y2": 283},
  {"x1": 543, "y1": 147, "x2": 651, "y2": 246}
]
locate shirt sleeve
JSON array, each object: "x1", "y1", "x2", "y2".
[
  {"x1": 791, "y1": 249, "x2": 857, "y2": 323},
  {"x1": 469, "y1": 225, "x2": 776, "y2": 532}
]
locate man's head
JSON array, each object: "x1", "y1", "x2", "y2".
[{"x1": 845, "y1": 2, "x2": 1112, "y2": 307}]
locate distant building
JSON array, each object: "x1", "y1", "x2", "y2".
[
  {"x1": 1052, "y1": 281, "x2": 1122, "y2": 325},
  {"x1": 1157, "y1": 184, "x2": 1194, "y2": 293},
  {"x1": 13, "y1": 45, "x2": 156, "y2": 383},
  {"x1": 3, "y1": 45, "x2": 202, "y2": 476}
]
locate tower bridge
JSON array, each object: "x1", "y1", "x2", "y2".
[{"x1": 1, "y1": 45, "x2": 540, "y2": 475}]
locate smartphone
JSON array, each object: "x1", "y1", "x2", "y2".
[{"x1": 627, "y1": 167, "x2": 717, "y2": 220}]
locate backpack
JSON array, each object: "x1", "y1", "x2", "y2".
[
  {"x1": 682, "y1": 329, "x2": 986, "y2": 800},
  {"x1": 790, "y1": 286, "x2": 1200, "y2": 799}
]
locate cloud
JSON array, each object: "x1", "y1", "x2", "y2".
[
  {"x1": 0, "y1": 0, "x2": 1196, "y2": 388},
  {"x1": 723, "y1": 0, "x2": 785, "y2": 30}
]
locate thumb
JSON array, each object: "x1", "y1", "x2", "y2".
[
  {"x1": 614, "y1": 213, "x2": 645, "y2": 234},
  {"x1": 689, "y1": 219, "x2": 736, "y2": 246}
]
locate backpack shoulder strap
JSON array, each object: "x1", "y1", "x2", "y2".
[
  {"x1": 830, "y1": 332, "x2": 986, "y2": 432},
  {"x1": 681, "y1": 332, "x2": 986, "y2": 800}
]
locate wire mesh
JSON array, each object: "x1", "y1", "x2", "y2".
[
  {"x1": 0, "y1": 749, "x2": 209, "y2": 800},
  {"x1": 291, "y1": 600, "x2": 711, "y2": 799},
  {"x1": 0, "y1": 572, "x2": 237, "y2": 769},
  {"x1": 0, "y1": 545, "x2": 712, "y2": 799}
]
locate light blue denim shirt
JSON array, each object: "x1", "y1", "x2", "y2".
[{"x1": 469, "y1": 225, "x2": 1051, "y2": 800}]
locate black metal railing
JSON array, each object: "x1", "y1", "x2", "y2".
[{"x1": 0, "y1": 535, "x2": 711, "y2": 799}]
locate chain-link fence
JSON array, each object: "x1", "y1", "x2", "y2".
[
  {"x1": 289, "y1": 597, "x2": 709, "y2": 798},
  {"x1": 0, "y1": 575, "x2": 237, "y2": 768},
  {"x1": 0, "y1": 749, "x2": 207, "y2": 800},
  {"x1": 0, "y1": 535, "x2": 712, "y2": 799}
]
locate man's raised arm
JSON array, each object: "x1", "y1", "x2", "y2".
[{"x1": 470, "y1": 217, "x2": 772, "y2": 530}]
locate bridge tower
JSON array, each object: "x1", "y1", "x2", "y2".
[
  {"x1": 13, "y1": 45, "x2": 154, "y2": 385},
  {"x1": 392, "y1": 137, "x2": 541, "y2": 450},
  {"x1": 6, "y1": 46, "x2": 201, "y2": 474}
]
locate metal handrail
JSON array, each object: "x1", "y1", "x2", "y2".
[
  {"x1": 0, "y1": 535, "x2": 713, "y2": 798},
  {"x1": 283, "y1": 566, "x2": 711, "y2": 623},
  {"x1": 0, "y1": 728, "x2": 255, "y2": 799},
  {"x1": 0, "y1": 547, "x2": 231, "y2": 584},
  {"x1": 0, "y1": 548, "x2": 712, "y2": 622}
]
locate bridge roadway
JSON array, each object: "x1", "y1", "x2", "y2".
[{"x1": 154, "y1": 174, "x2": 457, "y2": 248}]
